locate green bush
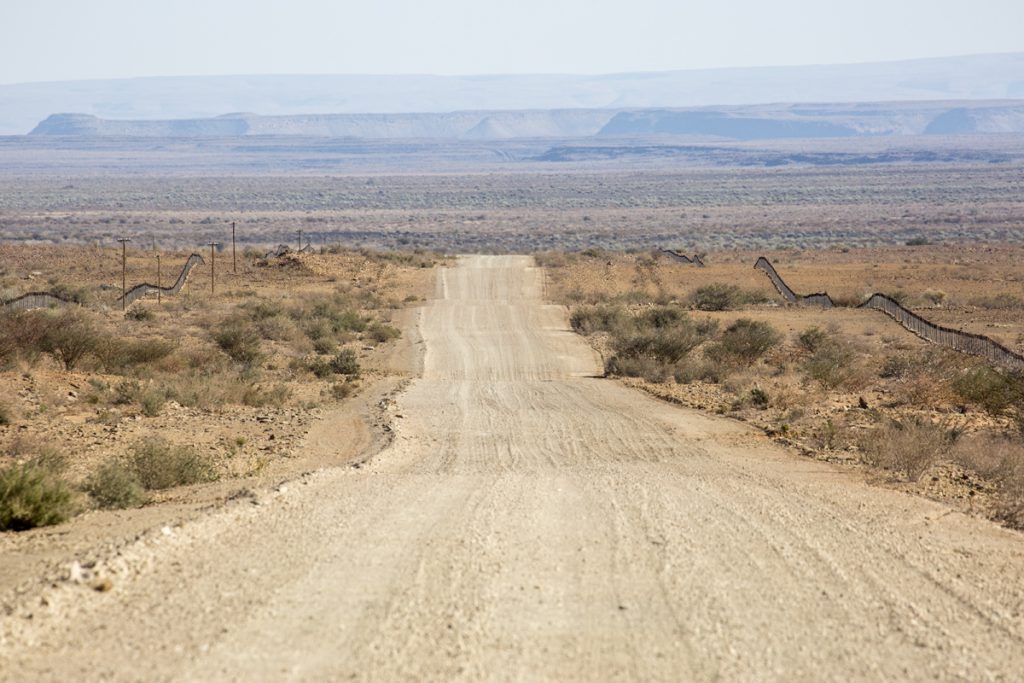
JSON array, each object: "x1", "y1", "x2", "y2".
[
  {"x1": 570, "y1": 305, "x2": 630, "y2": 336},
  {"x1": 800, "y1": 330, "x2": 858, "y2": 389},
  {"x1": 612, "y1": 325, "x2": 707, "y2": 364},
  {"x1": 0, "y1": 458, "x2": 77, "y2": 530},
  {"x1": 38, "y1": 310, "x2": 102, "y2": 370},
  {"x1": 140, "y1": 388, "x2": 166, "y2": 417},
  {"x1": 129, "y1": 438, "x2": 219, "y2": 490},
  {"x1": 951, "y1": 367, "x2": 1024, "y2": 416},
  {"x1": 245, "y1": 300, "x2": 284, "y2": 321},
  {"x1": 707, "y1": 319, "x2": 781, "y2": 365},
  {"x1": 691, "y1": 284, "x2": 767, "y2": 311},
  {"x1": 797, "y1": 327, "x2": 829, "y2": 353},
  {"x1": 366, "y1": 322, "x2": 401, "y2": 344},
  {"x1": 307, "y1": 357, "x2": 333, "y2": 379},
  {"x1": 605, "y1": 355, "x2": 672, "y2": 383},
  {"x1": 85, "y1": 460, "x2": 147, "y2": 509},
  {"x1": 750, "y1": 387, "x2": 770, "y2": 408},
  {"x1": 214, "y1": 323, "x2": 263, "y2": 366},
  {"x1": 637, "y1": 306, "x2": 687, "y2": 329},
  {"x1": 329, "y1": 349, "x2": 360, "y2": 376}
]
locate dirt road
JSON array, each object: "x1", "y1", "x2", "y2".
[{"x1": 3, "y1": 255, "x2": 1024, "y2": 681}]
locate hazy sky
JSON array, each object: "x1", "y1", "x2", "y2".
[{"x1": 3, "y1": 0, "x2": 1023, "y2": 84}]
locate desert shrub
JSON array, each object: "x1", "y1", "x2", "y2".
[
  {"x1": 749, "y1": 387, "x2": 770, "y2": 409},
  {"x1": 329, "y1": 349, "x2": 360, "y2": 376},
  {"x1": 570, "y1": 305, "x2": 630, "y2": 336},
  {"x1": 312, "y1": 337, "x2": 337, "y2": 355},
  {"x1": 126, "y1": 306, "x2": 153, "y2": 321},
  {"x1": 0, "y1": 456, "x2": 77, "y2": 530},
  {"x1": 306, "y1": 298, "x2": 367, "y2": 333},
  {"x1": 306, "y1": 357, "x2": 333, "y2": 379},
  {"x1": 49, "y1": 282, "x2": 91, "y2": 304},
  {"x1": 84, "y1": 460, "x2": 147, "y2": 509},
  {"x1": 637, "y1": 306, "x2": 687, "y2": 329},
  {"x1": 241, "y1": 383, "x2": 291, "y2": 408},
  {"x1": 922, "y1": 289, "x2": 947, "y2": 305},
  {"x1": 801, "y1": 332, "x2": 858, "y2": 389},
  {"x1": 904, "y1": 236, "x2": 931, "y2": 246},
  {"x1": 951, "y1": 366, "x2": 1024, "y2": 416},
  {"x1": 797, "y1": 327, "x2": 829, "y2": 353},
  {"x1": 0, "y1": 403, "x2": 11, "y2": 426},
  {"x1": 613, "y1": 325, "x2": 707, "y2": 364},
  {"x1": 214, "y1": 323, "x2": 263, "y2": 366},
  {"x1": 158, "y1": 370, "x2": 244, "y2": 409},
  {"x1": 879, "y1": 353, "x2": 916, "y2": 379},
  {"x1": 302, "y1": 318, "x2": 333, "y2": 342},
  {"x1": 605, "y1": 356, "x2": 671, "y2": 383},
  {"x1": 99, "y1": 338, "x2": 176, "y2": 371},
  {"x1": 859, "y1": 419, "x2": 954, "y2": 481},
  {"x1": 707, "y1": 319, "x2": 781, "y2": 366},
  {"x1": 112, "y1": 379, "x2": 141, "y2": 405},
  {"x1": 366, "y1": 322, "x2": 401, "y2": 344},
  {"x1": 0, "y1": 309, "x2": 52, "y2": 366},
  {"x1": 691, "y1": 284, "x2": 743, "y2": 311},
  {"x1": 953, "y1": 435, "x2": 1024, "y2": 528},
  {"x1": 140, "y1": 388, "x2": 166, "y2": 417},
  {"x1": 129, "y1": 438, "x2": 219, "y2": 490},
  {"x1": 37, "y1": 310, "x2": 102, "y2": 370},
  {"x1": 691, "y1": 284, "x2": 767, "y2": 311},
  {"x1": 245, "y1": 300, "x2": 284, "y2": 321},
  {"x1": 330, "y1": 381, "x2": 355, "y2": 400},
  {"x1": 252, "y1": 315, "x2": 297, "y2": 341},
  {"x1": 969, "y1": 294, "x2": 1024, "y2": 310},
  {"x1": 674, "y1": 357, "x2": 729, "y2": 384}
]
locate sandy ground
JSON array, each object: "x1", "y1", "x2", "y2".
[{"x1": 2, "y1": 255, "x2": 1024, "y2": 681}]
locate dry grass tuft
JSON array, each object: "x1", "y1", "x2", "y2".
[{"x1": 859, "y1": 419, "x2": 954, "y2": 482}]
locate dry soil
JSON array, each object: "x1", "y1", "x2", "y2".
[{"x1": 2, "y1": 256, "x2": 1024, "y2": 681}]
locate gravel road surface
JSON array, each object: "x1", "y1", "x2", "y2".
[{"x1": 3, "y1": 255, "x2": 1023, "y2": 681}]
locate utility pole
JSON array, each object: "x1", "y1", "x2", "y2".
[
  {"x1": 208, "y1": 242, "x2": 221, "y2": 294},
  {"x1": 231, "y1": 221, "x2": 237, "y2": 274},
  {"x1": 156, "y1": 254, "x2": 162, "y2": 304},
  {"x1": 117, "y1": 237, "x2": 131, "y2": 311}
]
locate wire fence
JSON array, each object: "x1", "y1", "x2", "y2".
[
  {"x1": 0, "y1": 253, "x2": 205, "y2": 312},
  {"x1": 752, "y1": 256, "x2": 1024, "y2": 371},
  {"x1": 661, "y1": 249, "x2": 705, "y2": 267},
  {"x1": 0, "y1": 292, "x2": 77, "y2": 311},
  {"x1": 120, "y1": 253, "x2": 205, "y2": 307}
]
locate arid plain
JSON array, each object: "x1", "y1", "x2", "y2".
[{"x1": 2, "y1": 137, "x2": 1024, "y2": 679}]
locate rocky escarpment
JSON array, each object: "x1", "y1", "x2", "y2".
[
  {"x1": 31, "y1": 110, "x2": 614, "y2": 140},
  {"x1": 29, "y1": 100, "x2": 1024, "y2": 141}
]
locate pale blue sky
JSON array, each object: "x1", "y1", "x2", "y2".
[{"x1": 2, "y1": 0, "x2": 1023, "y2": 84}]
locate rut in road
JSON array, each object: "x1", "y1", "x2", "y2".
[{"x1": 4, "y1": 255, "x2": 1024, "y2": 681}]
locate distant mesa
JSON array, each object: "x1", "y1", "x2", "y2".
[
  {"x1": 27, "y1": 100, "x2": 1024, "y2": 142},
  {"x1": 597, "y1": 110, "x2": 859, "y2": 140},
  {"x1": 5, "y1": 53, "x2": 1024, "y2": 135}
]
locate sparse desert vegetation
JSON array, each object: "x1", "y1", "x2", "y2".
[
  {"x1": 546, "y1": 248, "x2": 1024, "y2": 528},
  {"x1": 0, "y1": 244, "x2": 443, "y2": 530}
]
